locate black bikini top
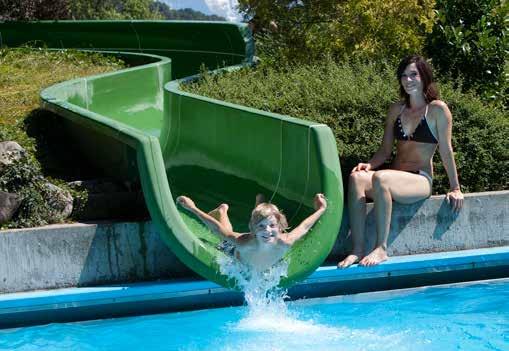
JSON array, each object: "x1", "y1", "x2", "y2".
[{"x1": 394, "y1": 105, "x2": 438, "y2": 144}]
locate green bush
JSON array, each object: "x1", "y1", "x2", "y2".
[
  {"x1": 0, "y1": 148, "x2": 50, "y2": 228},
  {"x1": 185, "y1": 59, "x2": 508, "y2": 194},
  {"x1": 425, "y1": 0, "x2": 508, "y2": 106}
]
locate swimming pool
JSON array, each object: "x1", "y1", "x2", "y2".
[{"x1": 1, "y1": 278, "x2": 507, "y2": 351}]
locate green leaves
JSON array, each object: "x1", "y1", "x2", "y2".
[
  {"x1": 0, "y1": 0, "x2": 164, "y2": 20},
  {"x1": 425, "y1": 0, "x2": 508, "y2": 106},
  {"x1": 239, "y1": 0, "x2": 436, "y2": 63}
]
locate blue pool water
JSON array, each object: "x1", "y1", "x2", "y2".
[{"x1": 1, "y1": 278, "x2": 508, "y2": 351}]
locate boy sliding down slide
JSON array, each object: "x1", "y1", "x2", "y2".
[{"x1": 177, "y1": 194, "x2": 327, "y2": 272}]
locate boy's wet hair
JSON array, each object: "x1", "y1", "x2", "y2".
[{"x1": 249, "y1": 203, "x2": 289, "y2": 233}]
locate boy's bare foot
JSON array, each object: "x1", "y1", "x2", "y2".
[
  {"x1": 337, "y1": 253, "x2": 362, "y2": 269},
  {"x1": 176, "y1": 196, "x2": 195, "y2": 210},
  {"x1": 208, "y1": 203, "x2": 229, "y2": 220},
  {"x1": 255, "y1": 193, "x2": 266, "y2": 206},
  {"x1": 359, "y1": 247, "x2": 388, "y2": 266}
]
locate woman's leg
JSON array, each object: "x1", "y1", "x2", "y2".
[
  {"x1": 338, "y1": 171, "x2": 375, "y2": 268},
  {"x1": 359, "y1": 170, "x2": 432, "y2": 266}
]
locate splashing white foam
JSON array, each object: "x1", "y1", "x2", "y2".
[
  {"x1": 217, "y1": 254, "x2": 340, "y2": 336},
  {"x1": 217, "y1": 253, "x2": 289, "y2": 310}
]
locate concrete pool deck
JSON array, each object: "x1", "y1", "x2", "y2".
[
  {"x1": 1, "y1": 191, "x2": 507, "y2": 294},
  {"x1": 0, "y1": 246, "x2": 508, "y2": 328}
]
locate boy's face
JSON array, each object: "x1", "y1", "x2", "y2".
[{"x1": 254, "y1": 215, "x2": 281, "y2": 245}]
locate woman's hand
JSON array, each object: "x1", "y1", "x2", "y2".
[
  {"x1": 351, "y1": 163, "x2": 372, "y2": 173},
  {"x1": 446, "y1": 189, "x2": 464, "y2": 213}
]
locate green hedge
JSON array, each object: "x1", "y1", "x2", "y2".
[{"x1": 185, "y1": 59, "x2": 508, "y2": 194}]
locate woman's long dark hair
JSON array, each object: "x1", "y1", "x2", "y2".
[{"x1": 397, "y1": 55, "x2": 439, "y2": 107}]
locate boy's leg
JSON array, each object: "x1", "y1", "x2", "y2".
[
  {"x1": 208, "y1": 204, "x2": 233, "y2": 232},
  {"x1": 177, "y1": 196, "x2": 232, "y2": 233}
]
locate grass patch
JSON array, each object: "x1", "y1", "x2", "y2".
[
  {"x1": 0, "y1": 48, "x2": 124, "y2": 151},
  {"x1": 185, "y1": 59, "x2": 508, "y2": 194},
  {"x1": 0, "y1": 48, "x2": 126, "y2": 228}
]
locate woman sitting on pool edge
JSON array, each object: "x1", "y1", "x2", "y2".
[
  {"x1": 338, "y1": 55, "x2": 464, "y2": 269},
  {"x1": 177, "y1": 193, "x2": 327, "y2": 272}
]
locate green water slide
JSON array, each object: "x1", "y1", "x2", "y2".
[{"x1": 0, "y1": 21, "x2": 343, "y2": 288}]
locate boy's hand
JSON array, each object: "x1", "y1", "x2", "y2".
[
  {"x1": 176, "y1": 196, "x2": 196, "y2": 210},
  {"x1": 314, "y1": 193, "x2": 327, "y2": 210}
]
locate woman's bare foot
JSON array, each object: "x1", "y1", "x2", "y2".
[
  {"x1": 359, "y1": 247, "x2": 388, "y2": 266},
  {"x1": 337, "y1": 253, "x2": 362, "y2": 269},
  {"x1": 208, "y1": 203, "x2": 229, "y2": 220},
  {"x1": 176, "y1": 196, "x2": 195, "y2": 210}
]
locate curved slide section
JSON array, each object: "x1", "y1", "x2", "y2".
[{"x1": 0, "y1": 21, "x2": 343, "y2": 288}]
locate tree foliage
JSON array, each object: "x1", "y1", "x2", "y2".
[
  {"x1": 0, "y1": 0, "x2": 228, "y2": 21},
  {"x1": 425, "y1": 0, "x2": 508, "y2": 106},
  {"x1": 0, "y1": 0, "x2": 71, "y2": 20},
  {"x1": 238, "y1": 0, "x2": 436, "y2": 63},
  {"x1": 0, "y1": 0, "x2": 162, "y2": 20}
]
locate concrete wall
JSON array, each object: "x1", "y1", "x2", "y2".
[
  {"x1": 0, "y1": 222, "x2": 193, "y2": 293},
  {"x1": 330, "y1": 190, "x2": 509, "y2": 258},
  {"x1": 0, "y1": 191, "x2": 507, "y2": 293}
]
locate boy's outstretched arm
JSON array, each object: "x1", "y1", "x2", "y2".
[
  {"x1": 176, "y1": 196, "x2": 241, "y2": 239},
  {"x1": 282, "y1": 193, "x2": 327, "y2": 246}
]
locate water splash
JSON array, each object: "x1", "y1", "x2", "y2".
[
  {"x1": 217, "y1": 253, "x2": 289, "y2": 311},
  {"x1": 217, "y1": 254, "x2": 354, "y2": 348},
  {"x1": 218, "y1": 254, "x2": 338, "y2": 332}
]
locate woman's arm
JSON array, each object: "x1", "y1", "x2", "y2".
[
  {"x1": 433, "y1": 101, "x2": 464, "y2": 212},
  {"x1": 281, "y1": 194, "x2": 327, "y2": 246},
  {"x1": 354, "y1": 103, "x2": 399, "y2": 172},
  {"x1": 176, "y1": 196, "x2": 242, "y2": 239}
]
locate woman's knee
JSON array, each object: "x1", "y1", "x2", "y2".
[
  {"x1": 372, "y1": 171, "x2": 391, "y2": 192},
  {"x1": 349, "y1": 171, "x2": 371, "y2": 190}
]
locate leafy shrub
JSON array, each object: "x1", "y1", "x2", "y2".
[
  {"x1": 425, "y1": 0, "x2": 508, "y2": 106},
  {"x1": 0, "y1": 151, "x2": 50, "y2": 228},
  {"x1": 185, "y1": 59, "x2": 508, "y2": 194},
  {"x1": 239, "y1": 0, "x2": 436, "y2": 63},
  {"x1": 438, "y1": 85, "x2": 508, "y2": 192}
]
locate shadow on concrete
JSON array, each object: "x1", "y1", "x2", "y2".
[
  {"x1": 383, "y1": 199, "x2": 427, "y2": 249},
  {"x1": 328, "y1": 198, "x2": 427, "y2": 263},
  {"x1": 432, "y1": 198, "x2": 459, "y2": 239},
  {"x1": 77, "y1": 222, "x2": 195, "y2": 287}
]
